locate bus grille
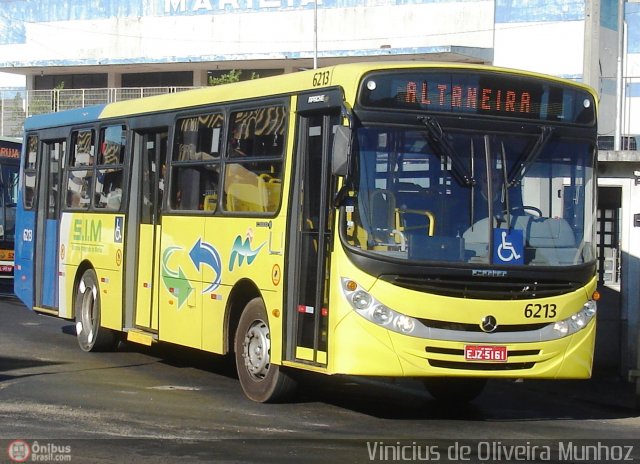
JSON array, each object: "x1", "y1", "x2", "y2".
[
  {"x1": 382, "y1": 275, "x2": 579, "y2": 300},
  {"x1": 418, "y1": 319, "x2": 550, "y2": 333},
  {"x1": 427, "y1": 360, "x2": 536, "y2": 370},
  {"x1": 425, "y1": 347, "x2": 539, "y2": 371}
]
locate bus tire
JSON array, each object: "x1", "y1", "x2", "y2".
[
  {"x1": 234, "y1": 297, "x2": 297, "y2": 403},
  {"x1": 423, "y1": 378, "x2": 487, "y2": 403},
  {"x1": 74, "y1": 268, "x2": 119, "y2": 352}
]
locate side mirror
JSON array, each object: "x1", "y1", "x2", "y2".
[{"x1": 331, "y1": 125, "x2": 352, "y2": 177}]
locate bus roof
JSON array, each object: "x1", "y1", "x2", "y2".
[
  {"x1": 24, "y1": 104, "x2": 106, "y2": 131},
  {"x1": 23, "y1": 62, "x2": 597, "y2": 128}
]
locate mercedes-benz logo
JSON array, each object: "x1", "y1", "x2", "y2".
[{"x1": 480, "y1": 315, "x2": 498, "y2": 333}]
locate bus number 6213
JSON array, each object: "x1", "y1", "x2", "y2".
[
  {"x1": 312, "y1": 71, "x2": 330, "y2": 87},
  {"x1": 524, "y1": 303, "x2": 557, "y2": 318}
]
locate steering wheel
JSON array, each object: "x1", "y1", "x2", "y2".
[{"x1": 510, "y1": 205, "x2": 542, "y2": 217}]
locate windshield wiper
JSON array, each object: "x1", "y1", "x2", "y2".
[
  {"x1": 507, "y1": 126, "x2": 554, "y2": 186},
  {"x1": 419, "y1": 116, "x2": 472, "y2": 186}
]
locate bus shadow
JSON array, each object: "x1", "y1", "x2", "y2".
[
  {"x1": 60, "y1": 324, "x2": 239, "y2": 379},
  {"x1": 61, "y1": 324, "x2": 76, "y2": 336},
  {"x1": 295, "y1": 374, "x2": 640, "y2": 422},
  {"x1": 0, "y1": 355, "x2": 66, "y2": 383},
  {"x1": 123, "y1": 339, "x2": 239, "y2": 379},
  {"x1": 58, "y1": 324, "x2": 639, "y2": 422}
]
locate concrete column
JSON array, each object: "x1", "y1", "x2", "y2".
[
  {"x1": 107, "y1": 72, "x2": 122, "y2": 88},
  {"x1": 582, "y1": 0, "x2": 601, "y2": 92},
  {"x1": 193, "y1": 70, "x2": 208, "y2": 87},
  {"x1": 25, "y1": 74, "x2": 35, "y2": 91}
]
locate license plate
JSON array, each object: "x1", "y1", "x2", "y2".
[{"x1": 464, "y1": 345, "x2": 508, "y2": 362}]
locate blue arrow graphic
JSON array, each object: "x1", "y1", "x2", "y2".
[{"x1": 190, "y1": 238, "x2": 222, "y2": 294}]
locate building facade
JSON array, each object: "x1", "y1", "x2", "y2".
[{"x1": 1, "y1": 0, "x2": 640, "y2": 398}]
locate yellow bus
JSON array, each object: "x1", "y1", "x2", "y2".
[{"x1": 15, "y1": 62, "x2": 600, "y2": 402}]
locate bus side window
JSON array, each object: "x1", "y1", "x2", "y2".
[
  {"x1": 171, "y1": 165, "x2": 219, "y2": 211},
  {"x1": 223, "y1": 106, "x2": 286, "y2": 213},
  {"x1": 95, "y1": 125, "x2": 126, "y2": 211},
  {"x1": 66, "y1": 170, "x2": 92, "y2": 209},
  {"x1": 66, "y1": 129, "x2": 96, "y2": 210},
  {"x1": 71, "y1": 129, "x2": 95, "y2": 167},
  {"x1": 23, "y1": 135, "x2": 39, "y2": 210},
  {"x1": 170, "y1": 113, "x2": 223, "y2": 212}
]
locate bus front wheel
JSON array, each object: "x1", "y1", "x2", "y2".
[
  {"x1": 74, "y1": 269, "x2": 119, "y2": 352},
  {"x1": 234, "y1": 298, "x2": 297, "y2": 403}
]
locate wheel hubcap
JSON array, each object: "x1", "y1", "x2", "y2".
[
  {"x1": 242, "y1": 320, "x2": 270, "y2": 380},
  {"x1": 80, "y1": 282, "x2": 96, "y2": 344}
]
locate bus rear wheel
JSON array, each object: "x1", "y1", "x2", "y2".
[
  {"x1": 423, "y1": 378, "x2": 487, "y2": 403},
  {"x1": 234, "y1": 298, "x2": 297, "y2": 403},
  {"x1": 74, "y1": 269, "x2": 119, "y2": 352}
]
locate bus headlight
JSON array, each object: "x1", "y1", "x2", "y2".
[
  {"x1": 352, "y1": 290, "x2": 372, "y2": 310},
  {"x1": 552, "y1": 300, "x2": 597, "y2": 338},
  {"x1": 372, "y1": 305, "x2": 392, "y2": 324},
  {"x1": 395, "y1": 315, "x2": 416, "y2": 334},
  {"x1": 341, "y1": 278, "x2": 419, "y2": 336}
]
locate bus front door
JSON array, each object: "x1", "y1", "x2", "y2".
[
  {"x1": 126, "y1": 130, "x2": 167, "y2": 332},
  {"x1": 287, "y1": 110, "x2": 339, "y2": 365}
]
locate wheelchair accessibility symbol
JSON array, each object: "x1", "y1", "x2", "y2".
[
  {"x1": 114, "y1": 216, "x2": 123, "y2": 243},
  {"x1": 493, "y1": 228, "x2": 524, "y2": 265}
]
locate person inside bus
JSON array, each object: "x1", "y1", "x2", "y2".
[{"x1": 229, "y1": 127, "x2": 249, "y2": 157}]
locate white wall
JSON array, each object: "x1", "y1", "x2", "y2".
[
  {"x1": 493, "y1": 21, "x2": 584, "y2": 77},
  {"x1": 0, "y1": 72, "x2": 25, "y2": 88},
  {"x1": 0, "y1": 1, "x2": 495, "y2": 67},
  {"x1": 624, "y1": 53, "x2": 640, "y2": 136}
]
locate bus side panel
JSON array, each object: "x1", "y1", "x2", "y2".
[
  {"x1": 199, "y1": 215, "x2": 287, "y2": 357},
  {"x1": 58, "y1": 213, "x2": 124, "y2": 329},
  {"x1": 59, "y1": 212, "x2": 82, "y2": 318},
  {"x1": 14, "y1": 210, "x2": 35, "y2": 309},
  {"x1": 88, "y1": 214, "x2": 125, "y2": 331},
  {"x1": 158, "y1": 215, "x2": 205, "y2": 349}
]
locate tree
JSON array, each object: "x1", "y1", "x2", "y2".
[{"x1": 208, "y1": 69, "x2": 259, "y2": 86}]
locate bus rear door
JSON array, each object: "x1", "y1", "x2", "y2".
[
  {"x1": 125, "y1": 130, "x2": 167, "y2": 334},
  {"x1": 34, "y1": 139, "x2": 64, "y2": 312}
]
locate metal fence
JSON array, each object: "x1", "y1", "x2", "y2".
[{"x1": 1, "y1": 86, "x2": 198, "y2": 138}]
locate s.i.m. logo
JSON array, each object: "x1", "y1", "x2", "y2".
[
  {"x1": 72, "y1": 219, "x2": 101, "y2": 242},
  {"x1": 71, "y1": 219, "x2": 104, "y2": 253}
]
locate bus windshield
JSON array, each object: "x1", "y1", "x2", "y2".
[{"x1": 343, "y1": 125, "x2": 596, "y2": 267}]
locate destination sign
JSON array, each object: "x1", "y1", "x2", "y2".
[
  {"x1": 0, "y1": 144, "x2": 20, "y2": 159},
  {"x1": 358, "y1": 70, "x2": 596, "y2": 125}
]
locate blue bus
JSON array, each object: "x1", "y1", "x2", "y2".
[{"x1": 0, "y1": 136, "x2": 20, "y2": 292}]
